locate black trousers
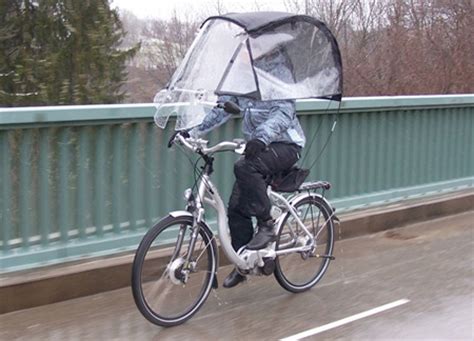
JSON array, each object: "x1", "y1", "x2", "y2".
[{"x1": 227, "y1": 142, "x2": 301, "y2": 251}]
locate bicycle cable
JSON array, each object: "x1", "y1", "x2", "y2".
[
  {"x1": 300, "y1": 99, "x2": 332, "y2": 165},
  {"x1": 190, "y1": 152, "x2": 214, "y2": 205},
  {"x1": 174, "y1": 142, "x2": 204, "y2": 195},
  {"x1": 302, "y1": 99, "x2": 342, "y2": 171},
  {"x1": 174, "y1": 137, "x2": 220, "y2": 207}
]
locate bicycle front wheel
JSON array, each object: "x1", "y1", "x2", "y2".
[
  {"x1": 131, "y1": 214, "x2": 218, "y2": 327},
  {"x1": 274, "y1": 195, "x2": 334, "y2": 293}
]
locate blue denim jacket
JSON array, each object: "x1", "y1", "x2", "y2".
[{"x1": 190, "y1": 97, "x2": 305, "y2": 148}]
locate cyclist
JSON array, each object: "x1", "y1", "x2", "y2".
[{"x1": 189, "y1": 48, "x2": 306, "y2": 288}]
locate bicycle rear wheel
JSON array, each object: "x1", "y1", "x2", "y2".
[
  {"x1": 131, "y1": 214, "x2": 217, "y2": 327},
  {"x1": 274, "y1": 195, "x2": 334, "y2": 293}
]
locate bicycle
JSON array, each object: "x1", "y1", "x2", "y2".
[{"x1": 131, "y1": 133, "x2": 338, "y2": 327}]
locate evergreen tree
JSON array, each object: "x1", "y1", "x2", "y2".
[
  {"x1": 0, "y1": 1, "x2": 45, "y2": 106},
  {"x1": 0, "y1": 0, "x2": 138, "y2": 106}
]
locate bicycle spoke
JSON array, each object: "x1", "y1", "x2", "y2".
[
  {"x1": 132, "y1": 217, "x2": 217, "y2": 325},
  {"x1": 149, "y1": 278, "x2": 173, "y2": 308},
  {"x1": 195, "y1": 235, "x2": 216, "y2": 264},
  {"x1": 275, "y1": 196, "x2": 334, "y2": 292}
]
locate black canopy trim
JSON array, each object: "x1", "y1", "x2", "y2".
[
  {"x1": 202, "y1": 12, "x2": 333, "y2": 36},
  {"x1": 201, "y1": 12, "x2": 296, "y2": 33}
]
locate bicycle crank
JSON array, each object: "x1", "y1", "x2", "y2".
[{"x1": 313, "y1": 254, "x2": 336, "y2": 260}]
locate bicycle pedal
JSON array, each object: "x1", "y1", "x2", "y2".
[{"x1": 260, "y1": 258, "x2": 275, "y2": 276}]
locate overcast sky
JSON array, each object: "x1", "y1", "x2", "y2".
[{"x1": 111, "y1": 0, "x2": 289, "y2": 20}]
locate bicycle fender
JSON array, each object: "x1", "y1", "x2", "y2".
[
  {"x1": 289, "y1": 192, "x2": 335, "y2": 216},
  {"x1": 169, "y1": 210, "x2": 193, "y2": 218}
]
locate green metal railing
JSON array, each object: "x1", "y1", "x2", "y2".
[{"x1": 1, "y1": 95, "x2": 473, "y2": 272}]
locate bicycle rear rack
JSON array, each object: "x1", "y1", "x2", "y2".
[{"x1": 298, "y1": 181, "x2": 331, "y2": 191}]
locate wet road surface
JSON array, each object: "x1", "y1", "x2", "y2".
[{"x1": 1, "y1": 211, "x2": 473, "y2": 340}]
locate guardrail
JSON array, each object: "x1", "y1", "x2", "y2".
[{"x1": 1, "y1": 95, "x2": 473, "y2": 272}]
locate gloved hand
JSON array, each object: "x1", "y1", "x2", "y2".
[
  {"x1": 244, "y1": 139, "x2": 266, "y2": 159},
  {"x1": 167, "y1": 129, "x2": 190, "y2": 148},
  {"x1": 179, "y1": 130, "x2": 190, "y2": 139}
]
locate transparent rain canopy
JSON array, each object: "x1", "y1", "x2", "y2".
[
  {"x1": 249, "y1": 21, "x2": 341, "y2": 100},
  {"x1": 153, "y1": 89, "x2": 216, "y2": 130},
  {"x1": 154, "y1": 13, "x2": 343, "y2": 130}
]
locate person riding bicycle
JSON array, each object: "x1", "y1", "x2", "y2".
[{"x1": 188, "y1": 48, "x2": 306, "y2": 288}]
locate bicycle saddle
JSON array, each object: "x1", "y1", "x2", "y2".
[{"x1": 269, "y1": 167, "x2": 309, "y2": 192}]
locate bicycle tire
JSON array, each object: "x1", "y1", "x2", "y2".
[
  {"x1": 274, "y1": 195, "x2": 334, "y2": 293},
  {"x1": 131, "y1": 214, "x2": 218, "y2": 327}
]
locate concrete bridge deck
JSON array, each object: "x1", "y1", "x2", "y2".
[{"x1": 1, "y1": 206, "x2": 472, "y2": 339}]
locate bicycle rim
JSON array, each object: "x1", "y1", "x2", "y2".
[
  {"x1": 274, "y1": 196, "x2": 334, "y2": 292},
  {"x1": 132, "y1": 216, "x2": 217, "y2": 326}
]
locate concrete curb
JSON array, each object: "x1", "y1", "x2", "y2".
[
  {"x1": 337, "y1": 189, "x2": 474, "y2": 239},
  {"x1": 1, "y1": 189, "x2": 473, "y2": 315}
]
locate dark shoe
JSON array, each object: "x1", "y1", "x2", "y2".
[
  {"x1": 246, "y1": 219, "x2": 276, "y2": 250},
  {"x1": 223, "y1": 269, "x2": 246, "y2": 288}
]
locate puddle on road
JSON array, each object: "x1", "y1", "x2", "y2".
[
  {"x1": 211, "y1": 288, "x2": 229, "y2": 307},
  {"x1": 384, "y1": 231, "x2": 418, "y2": 241}
]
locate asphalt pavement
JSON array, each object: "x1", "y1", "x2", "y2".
[{"x1": 1, "y1": 211, "x2": 473, "y2": 340}]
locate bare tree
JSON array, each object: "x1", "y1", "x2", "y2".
[
  {"x1": 285, "y1": 0, "x2": 357, "y2": 36},
  {"x1": 121, "y1": 0, "x2": 473, "y2": 102},
  {"x1": 214, "y1": 0, "x2": 227, "y2": 15}
]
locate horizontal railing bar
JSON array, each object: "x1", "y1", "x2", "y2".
[
  {"x1": 331, "y1": 176, "x2": 474, "y2": 213},
  {"x1": 1, "y1": 95, "x2": 473, "y2": 125},
  {"x1": 0, "y1": 218, "x2": 153, "y2": 249}
]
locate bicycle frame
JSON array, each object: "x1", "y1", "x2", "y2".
[
  {"x1": 172, "y1": 135, "x2": 334, "y2": 271},
  {"x1": 189, "y1": 172, "x2": 332, "y2": 271}
]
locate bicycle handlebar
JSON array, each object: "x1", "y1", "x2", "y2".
[{"x1": 175, "y1": 133, "x2": 245, "y2": 155}]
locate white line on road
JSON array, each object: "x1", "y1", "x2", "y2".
[{"x1": 280, "y1": 298, "x2": 410, "y2": 341}]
